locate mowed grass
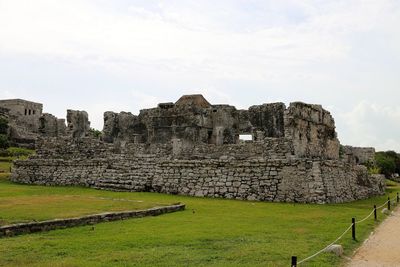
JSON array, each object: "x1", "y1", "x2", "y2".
[
  {"x1": 0, "y1": 159, "x2": 11, "y2": 173},
  {"x1": 0, "y1": 172, "x2": 399, "y2": 267},
  {"x1": 0, "y1": 175, "x2": 172, "y2": 226}
]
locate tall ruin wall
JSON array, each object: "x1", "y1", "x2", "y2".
[{"x1": 9, "y1": 95, "x2": 385, "y2": 203}]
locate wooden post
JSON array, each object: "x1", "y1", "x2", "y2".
[
  {"x1": 291, "y1": 256, "x2": 297, "y2": 267},
  {"x1": 388, "y1": 197, "x2": 391, "y2": 210},
  {"x1": 397, "y1": 192, "x2": 399, "y2": 203},
  {"x1": 352, "y1": 218, "x2": 356, "y2": 241},
  {"x1": 374, "y1": 205, "x2": 377, "y2": 221}
]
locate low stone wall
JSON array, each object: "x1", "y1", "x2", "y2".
[
  {"x1": 12, "y1": 154, "x2": 385, "y2": 204},
  {"x1": 0, "y1": 204, "x2": 185, "y2": 238}
]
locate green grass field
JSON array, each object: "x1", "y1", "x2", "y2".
[{"x1": 0, "y1": 160, "x2": 399, "y2": 266}]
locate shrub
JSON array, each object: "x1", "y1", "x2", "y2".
[
  {"x1": 0, "y1": 134, "x2": 9, "y2": 149},
  {"x1": 90, "y1": 128, "x2": 102, "y2": 138},
  {"x1": 368, "y1": 166, "x2": 381, "y2": 175},
  {"x1": 6, "y1": 147, "x2": 35, "y2": 157},
  {"x1": 375, "y1": 151, "x2": 398, "y2": 178},
  {"x1": 0, "y1": 117, "x2": 8, "y2": 135}
]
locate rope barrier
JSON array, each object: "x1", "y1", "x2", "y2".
[
  {"x1": 295, "y1": 195, "x2": 398, "y2": 265},
  {"x1": 376, "y1": 200, "x2": 389, "y2": 210},
  {"x1": 297, "y1": 223, "x2": 354, "y2": 265},
  {"x1": 355, "y1": 209, "x2": 375, "y2": 224}
]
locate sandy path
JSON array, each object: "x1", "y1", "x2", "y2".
[{"x1": 347, "y1": 208, "x2": 400, "y2": 267}]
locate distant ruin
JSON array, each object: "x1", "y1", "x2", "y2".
[
  {"x1": 8, "y1": 95, "x2": 384, "y2": 203},
  {"x1": 0, "y1": 99, "x2": 89, "y2": 147}
]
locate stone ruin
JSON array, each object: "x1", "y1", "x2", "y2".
[
  {"x1": 9, "y1": 95, "x2": 385, "y2": 204},
  {"x1": 0, "y1": 99, "x2": 91, "y2": 147}
]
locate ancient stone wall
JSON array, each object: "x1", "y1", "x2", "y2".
[
  {"x1": 248, "y1": 103, "x2": 286, "y2": 138},
  {"x1": 284, "y1": 102, "x2": 340, "y2": 159},
  {"x1": 342, "y1": 146, "x2": 375, "y2": 165},
  {"x1": 9, "y1": 95, "x2": 384, "y2": 204},
  {"x1": 67, "y1": 110, "x2": 90, "y2": 139},
  {"x1": 0, "y1": 107, "x2": 9, "y2": 119},
  {"x1": 11, "y1": 138, "x2": 385, "y2": 204},
  {"x1": 39, "y1": 113, "x2": 67, "y2": 137},
  {"x1": 101, "y1": 97, "x2": 340, "y2": 162},
  {"x1": 0, "y1": 99, "x2": 43, "y2": 147},
  {"x1": 0, "y1": 204, "x2": 185, "y2": 238}
]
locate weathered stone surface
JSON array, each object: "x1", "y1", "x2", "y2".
[
  {"x1": 324, "y1": 245, "x2": 344, "y2": 256},
  {"x1": 382, "y1": 208, "x2": 391, "y2": 215},
  {"x1": 67, "y1": 110, "x2": 90, "y2": 139},
  {"x1": 284, "y1": 102, "x2": 340, "y2": 159},
  {"x1": 343, "y1": 146, "x2": 375, "y2": 165},
  {"x1": 39, "y1": 113, "x2": 67, "y2": 137},
  {"x1": 0, "y1": 99, "x2": 43, "y2": 148},
  {"x1": 11, "y1": 138, "x2": 385, "y2": 204},
  {"x1": 0, "y1": 204, "x2": 185, "y2": 238},
  {"x1": 248, "y1": 103, "x2": 286, "y2": 138},
  {"x1": 103, "y1": 111, "x2": 146, "y2": 144},
  {"x1": 0, "y1": 99, "x2": 69, "y2": 147}
]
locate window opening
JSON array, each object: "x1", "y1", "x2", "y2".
[{"x1": 239, "y1": 134, "x2": 253, "y2": 141}]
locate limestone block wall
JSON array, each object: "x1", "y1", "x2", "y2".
[
  {"x1": 172, "y1": 137, "x2": 294, "y2": 160},
  {"x1": 11, "y1": 153, "x2": 385, "y2": 204},
  {"x1": 342, "y1": 146, "x2": 376, "y2": 165}
]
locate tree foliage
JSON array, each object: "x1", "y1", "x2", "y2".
[
  {"x1": 0, "y1": 117, "x2": 9, "y2": 149},
  {"x1": 89, "y1": 128, "x2": 102, "y2": 138},
  {"x1": 0, "y1": 117, "x2": 8, "y2": 135},
  {"x1": 0, "y1": 134, "x2": 9, "y2": 149},
  {"x1": 375, "y1": 151, "x2": 400, "y2": 178}
]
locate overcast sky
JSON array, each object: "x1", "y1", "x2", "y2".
[{"x1": 0, "y1": 0, "x2": 399, "y2": 151}]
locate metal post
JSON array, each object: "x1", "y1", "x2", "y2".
[
  {"x1": 397, "y1": 192, "x2": 399, "y2": 203},
  {"x1": 374, "y1": 205, "x2": 377, "y2": 221},
  {"x1": 388, "y1": 197, "x2": 391, "y2": 210},
  {"x1": 352, "y1": 218, "x2": 356, "y2": 241},
  {"x1": 291, "y1": 256, "x2": 297, "y2": 267}
]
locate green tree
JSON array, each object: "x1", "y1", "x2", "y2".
[
  {"x1": 0, "y1": 117, "x2": 9, "y2": 149},
  {"x1": 0, "y1": 117, "x2": 8, "y2": 135},
  {"x1": 375, "y1": 151, "x2": 397, "y2": 178},
  {"x1": 89, "y1": 128, "x2": 102, "y2": 138},
  {"x1": 0, "y1": 134, "x2": 9, "y2": 149}
]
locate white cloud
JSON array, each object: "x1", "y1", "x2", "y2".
[
  {"x1": 338, "y1": 101, "x2": 400, "y2": 151},
  {"x1": 1, "y1": 0, "x2": 398, "y2": 80},
  {"x1": 0, "y1": 0, "x2": 399, "y2": 151}
]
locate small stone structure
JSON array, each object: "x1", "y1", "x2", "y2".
[
  {"x1": 0, "y1": 99, "x2": 91, "y2": 147},
  {"x1": 0, "y1": 99, "x2": 43, "y2": 147},
  {"x1": 0, "y1": 204, "x2": 185, "y2": 238},
  {"x1": 342, "y1": 146, "x2": 376, "y2": 165},
  {"x1": 11, "y1": 95, "x2": 385, "y2": 203}
]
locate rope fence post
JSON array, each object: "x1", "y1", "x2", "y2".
[
  {"x1": 388, "y1": 197, "x2": 391, "y2": 210},
  {"x1": 374, "y1": 205, "x2": 377, "y2": 221},
  {"x1": 397, "y1": 192, "x2": 399, "y2": 203},
  {"x1": 291, "y1": 256, "x2": 297, "y2": 267},
  {"x1": 352, "y1": 218, "x2": 356, "y2": 241}
]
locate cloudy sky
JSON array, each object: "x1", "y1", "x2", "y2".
[{"x1": 0, "y1": 0, "x2": 399, "y2": 151}]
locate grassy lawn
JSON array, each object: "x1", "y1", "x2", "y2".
[
  {"x1": 0, "y1": 175, "x2": 173, "y2": 226},
  {"x1": 0, "y1": 159, "x2": 11, "y2": 173},
  {"x1": 0, "y1": 173, "x2": 398, "y2": 267}
]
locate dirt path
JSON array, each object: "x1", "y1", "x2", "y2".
[{"x1": 347, "y1": 208, "x2": 400, "y2": 267}]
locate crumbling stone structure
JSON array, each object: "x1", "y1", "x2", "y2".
[
  {"x1": 342, "y1": 146, "x2": 376, "y2": 165},
  {"x1": 66, "y1": 110, "x2": 90, "y2": 139},
  {"x1": 0, "y1": 99, "x2": 90, "y2": 147},
  {"x1": 0, "y1": 99, "x2": 43, "y2": 147},
  {"x1": 11, "y1": 95, "x2": 385, "y2": 203},
  {"x1": 39, "y1": 113, "x2": 67, "y2": 137}
]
